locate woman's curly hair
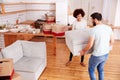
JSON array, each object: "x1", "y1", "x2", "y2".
[{"x1": 73, "y1": 8, "x2": 85, "y2": 18}]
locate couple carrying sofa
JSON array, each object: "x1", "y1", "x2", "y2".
[{"x1": 65, "y1": 8, "x2": 114, "y2": 80}]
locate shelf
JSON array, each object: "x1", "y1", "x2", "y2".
[
  {"x1": 27, "y1": 9, "x2": 55, "y2": 11},
  {"x1": 0, "y1": 2, "x2": 25, "y2": 5},
  {"x1": 0, "y1": 2, "x2": 55, "y2": 5},
  {"x1": 0, "y1": 9, "x2": 55, "y2": 15},
  {"x1": 19, "y1": 20, "x2": 34, "y2": 24},
  {"x1": 0, "y1": 2, "x2": 56, "y2": 15},
  {"x1": 25, "y1": 2, "x2": 55, "y2": 5},
  {"x1": 3, "y1": 10, "x2": 27, "y2": 15}
]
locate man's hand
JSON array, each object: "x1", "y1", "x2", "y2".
[{"x1": 80, "y1": 36, "x2": 94, "y2": 56}]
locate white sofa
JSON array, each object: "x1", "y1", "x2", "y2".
[
  {"x1": 65, "y1": 28, "x2": 92, "y2": 56},
  {"x1": 1, "y1": 40, "x2": 47, "y2": 80}
]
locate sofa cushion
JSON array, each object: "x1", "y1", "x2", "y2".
[
  {"x1": 21, "y1": 41, "x2": 46, "y2": 58},
  {"x1": 14, "y1": 57, "x2": 44, "y2": 73},
  {"x1": 1, "y1": 40, "x2": 23, "y2": 63}
]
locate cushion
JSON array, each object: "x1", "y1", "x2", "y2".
[
  {"x1": 14, "y1": 57, "x2": 44, "y2": 72},
  {"x1": 1, "y1": 40, "x2": 23, "y2": 63},
  {"x1": 43, "y1": 23, "x2": 53, "y2": 30},
  {"x1": 21, "y1": 41, "x2": 46, "y2": 58}
]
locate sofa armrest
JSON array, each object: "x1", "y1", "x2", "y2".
[
  {"x1": 21, "y1": 40, "x2": 46, "y2": 59},
  {"x1": 1, "y1": 40, "x2": 23, "y2": 63}
]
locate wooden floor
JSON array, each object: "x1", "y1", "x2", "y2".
[{"x1": 31, "y1": 37, "x2": 120, "y2": 80}]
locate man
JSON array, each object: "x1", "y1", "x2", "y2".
[{"x1": 80, "y1": 12, "x2": 114, "y2": 80}]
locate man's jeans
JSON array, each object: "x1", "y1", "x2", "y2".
[{"x1": 88, "y1": 54, "x2": 108, "y2": 80}]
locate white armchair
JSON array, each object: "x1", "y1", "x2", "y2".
[
  {"x1": 1, "y1": 40, "x2": 47, "y2": 80},
  {"x1": 65, "y1": 29, "x2": 92, "y2": 56}
]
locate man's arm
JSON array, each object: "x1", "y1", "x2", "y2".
[
  {"x1": 110, "y1": 33, "x2": 114, "y2": 47},
  {"x1": 80, "y1": 36, "x2": 94, "y2": 55}
]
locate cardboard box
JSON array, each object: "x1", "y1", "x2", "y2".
[
  {"x1": 0, "y1": 58, "x2": 14, "y2": 80},
  {"x1": 46, "y1": 16, "x2": 55, "y2": 23},
  {"x1": 52, "y1": 24, "x2": 68, "y2": 33},
  {"x1": 43, "y1": 23, "x2": 53, "y2": 34},
  {"x1": 43, "y1": 23, "x2": 53, "y2": 30},
  {"x1": 12, "y1": 73, "x2": 21, "y2": 80},
  {"x1": 52, "y1": 24, "x2": 68, "y2": 36}
]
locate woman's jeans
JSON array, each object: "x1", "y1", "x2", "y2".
[{"x1": 88, "y1": 54, "x2": 108, "y2": 80}]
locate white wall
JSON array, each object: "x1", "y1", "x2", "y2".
[
  {"x1": 26, "y1": 11, "x2": 47, "y2": 20},
  {"x1": 114, "y1": 0, "x2": 120, "y2": 26},
  {"x1": 102, "y1": 0, "x2": 117, "y2": 25},
  {"x1": 113, "y1": 0, "x2": 120, "y2": 40},
  {"x1": 25, "y1": 3, "x2": 55, "y2": 20},
  {"x1": 24, "y1": 0, "x2": 67, "y2": 3},
  {"x1": 56, "y1": 2, "x2": 68, "y2": 25},
  {"x1": 0, "y1": 12, "x2": 26, "y2": 24},
  {"x1": 5, "y1": 4, "x2": 26, "y2": 13},
  {"x1": 0, "y1": 0, "x2": 3, "y2": 3},
  {"x1": 101, "y1": 0, "x2": 120, "y2": 40}
]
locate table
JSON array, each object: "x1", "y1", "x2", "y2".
[{"x1": 3, "y1": 32, "x2": 57, "y2": 55}]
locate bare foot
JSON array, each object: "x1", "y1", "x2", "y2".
[
  {"x1": 80, "y1": 62, "x2": 86, "y2": 67},
  {"x1": 65, "y1": 61, "x2": 71, "y2": 66}
]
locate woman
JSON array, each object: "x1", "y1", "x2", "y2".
[{"x1": 66, "y1": 8, "x2": 87, "y2": 66}]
